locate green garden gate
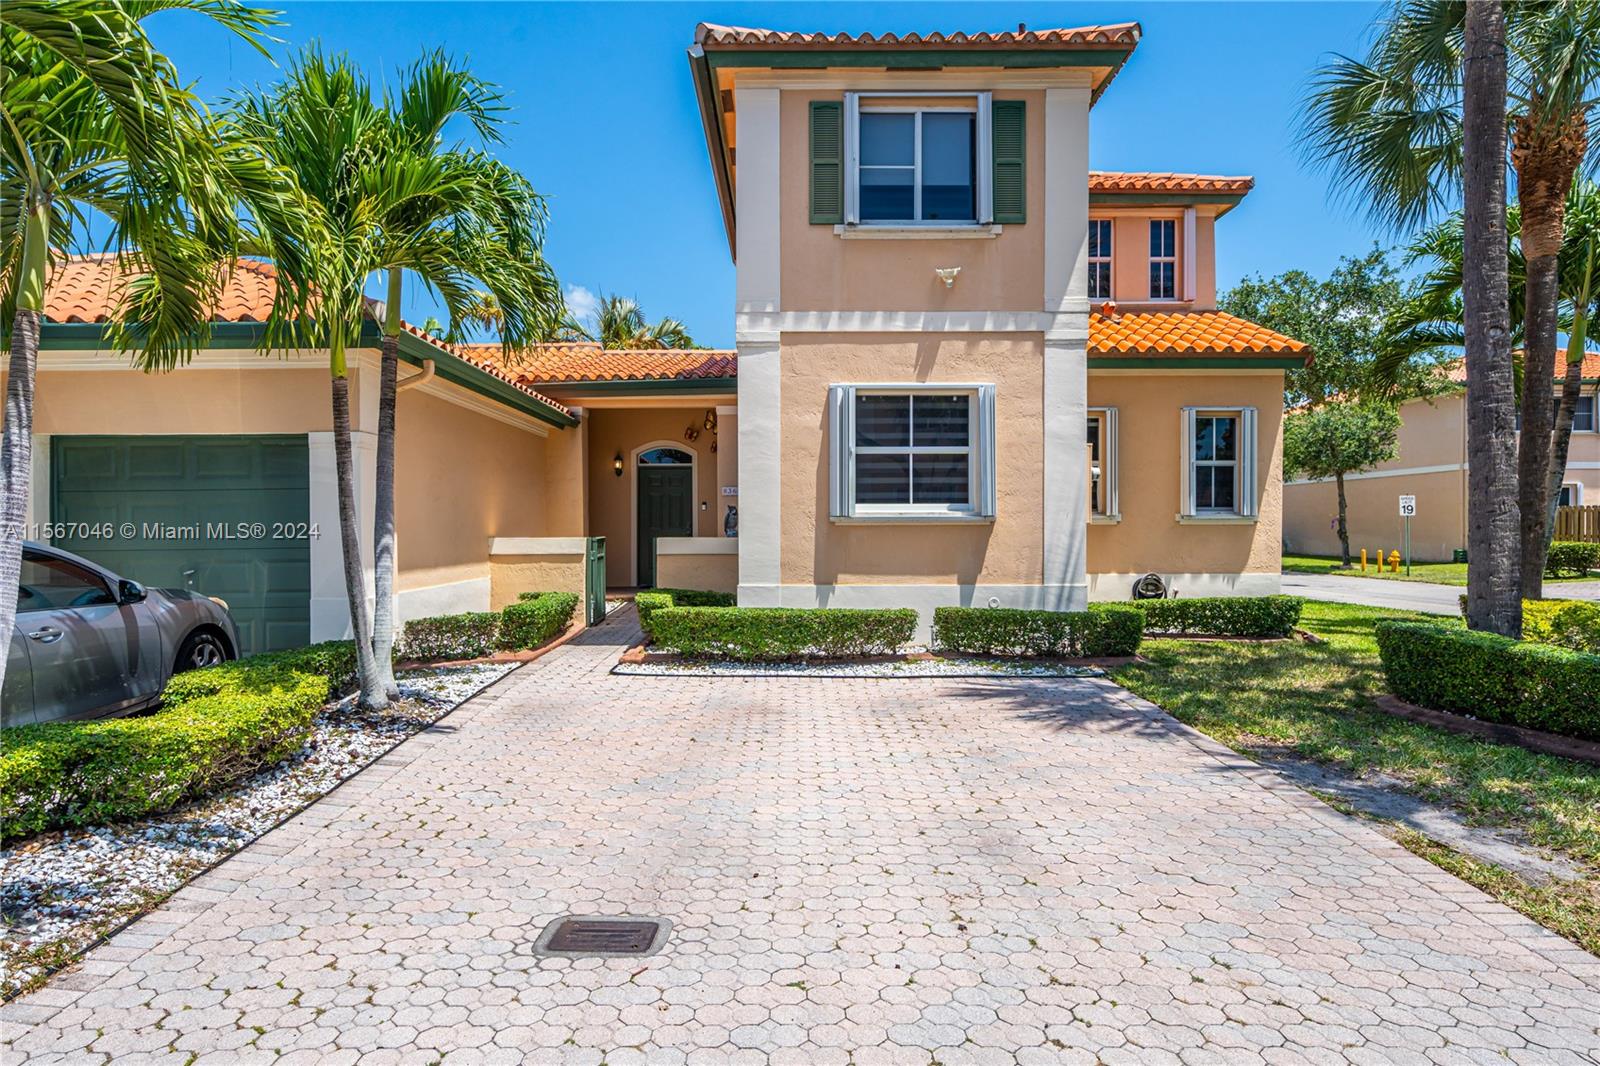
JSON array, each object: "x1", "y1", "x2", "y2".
[{"x1": 584, "y1": 536, "x2": 606, "y2": 625}]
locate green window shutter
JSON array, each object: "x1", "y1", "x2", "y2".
[
  {"x1": 991, "y1": 99, "x2": 1026, "y2": 224},
  {"x1": 810, "y1": 100, "x2": 844, "y2": 225}
]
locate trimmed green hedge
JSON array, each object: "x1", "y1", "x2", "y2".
[
  {"x1": 500, "y1": 591, "x2": 579, "y2": 650},
  {"x1": 1545, "y1": 541, "x2": 1600, "y2": 579},
  {"x1": 399, "y1": 611, "x2": 501, "y2": 661},
  {"x1": 636, "y1": 588, "x2": 736, "y2": 639},
  {"x1": 649, "y1": 606, "x2": 917, "y2": 661},
  {"x1": 932, "y1": 605, "x2": 1145, "y2": 658},
  {"x1": 1138, "y1": 596, "x2": 1304, "y2": 638},
  {"x1": 2, "y1": 659, "x2": 330, "y2": 841},
  {"x1": 1523, "y1": 599, "x2": 1600, "y2": 654},
  {"x1": 1375, "y1": 620, "x2": 1600, "y2": 741}
]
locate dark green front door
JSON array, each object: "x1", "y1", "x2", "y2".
[
  {"x1": 637, "y1": 466, "x2": 692, "y2": 588},
  {"x1": 51, "y1": 435, "x2": 311, "y2": 656}
]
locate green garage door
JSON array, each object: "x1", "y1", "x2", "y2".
[{"x1": 51, "y1": 435, "x2": 311, "y2": 656}]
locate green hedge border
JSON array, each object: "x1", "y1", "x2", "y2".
[
  {"x1": 649, "y1": 606, "x2": 916, "y2": 661},
  {"x1": 932, "y1": 605, "x2": 1144, "y2": 657},
  {"x1": 1138, "y1": 596, "x2": 1304, "y2": 638},
  {"x1": 1375, "y1": 620, "x2": 1600, "y2": 742}
]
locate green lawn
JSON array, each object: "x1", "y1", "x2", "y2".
[
  {"x1": 1283, "y1": 553, "x2": 1600, "y2": 585},
  {"x1": 1110, "y1": 601, "x2": 1598, "y2": 953}
]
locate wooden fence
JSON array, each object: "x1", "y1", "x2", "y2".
[{"x1": 1554, "y1": 505, "x2": 1600, "y2": 543}]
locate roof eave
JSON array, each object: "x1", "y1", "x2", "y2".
[{"x1": 688, "y1": 45, "x2": 738, "y2": 261}]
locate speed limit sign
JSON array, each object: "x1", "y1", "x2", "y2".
[{"x1": 1398, "y1": 495, "x2": 1417, "y2": 517}]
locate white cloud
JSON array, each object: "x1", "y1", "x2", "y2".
[{"x1": 564, "y1": 284, "x2": 599, "y2": 336}]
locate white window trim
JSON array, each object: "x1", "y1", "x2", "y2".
[
  {"x1": 1559, "y1": 482, "x2": 1584, "y2": 506},
  {"x1": 843, "y1": 91, "x2": 993, "y2": 229},
  {"x1": 1179, "y1": 406, "x2": 1257, "y2": 520},
  {"x1": 829, "y1": 383, "x2": 997, "y2": 521},
  {"x1": 1150, "y1": 218, "x2": 1178, "y2": 302},
  {"x1": 1088, "y1": 220, "x2": 1113, "y2": 302},
  {"x1": 1087, "y1": 406, "x2": 1119, "y2": 522}
]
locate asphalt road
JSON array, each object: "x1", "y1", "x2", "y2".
[{"x1": 1280, "y1": 571, "x2": 1600, "y2": 614}]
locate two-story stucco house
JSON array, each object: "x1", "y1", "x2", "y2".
[
  {"x1": 674, "y1": 21, "x2": 1307, "y2": 624},
  {"x1": 16, "y1": 20, "x2": 1309, "y2": 653}
]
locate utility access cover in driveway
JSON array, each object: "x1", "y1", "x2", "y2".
[{"x1": 532, "y1": 916, "x2": 670, "y2": 958}]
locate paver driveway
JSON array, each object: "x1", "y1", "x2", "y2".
[{"x1": 4, "y1": 610, "x2": 1597, "y2": 1065}]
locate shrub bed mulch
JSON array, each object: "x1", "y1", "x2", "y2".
[
  {"x1": 614, "y1": 645, "x2": 1121, "y2": 678},
  {"x1": 1371, "y1": 694, "x2": 1600, "y2": 767},
  {"x1": 0, "y1": 662, "x2": 515, "y2": 1001}
]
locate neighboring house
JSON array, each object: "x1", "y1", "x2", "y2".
[
  {"x1": 1282, "y1": 351, "x2": 1600, "y2": 561},
  {"x1": 19, "y1": 20, "x2": 1313, "y2": 648}
]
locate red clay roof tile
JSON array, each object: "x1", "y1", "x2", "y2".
[
  {"x1": 1089, "y1": 172, "x2": 1254, "y2": 195},
  {"x1": 694, "y1": 22, "x2": 1142, "y2": 50},
  {"x1": 1089, "y1": 310, "x2": 1307, "y2": 357},
  {"x1": 1445, "y1": 350, "x2": 1600, "y2": 383},
  {"x1": 41, "y1": 255, "x2": 571, "y2": 418},
  {"x1": 468, "y1": 343, "x2": 738, "y2": 385}
]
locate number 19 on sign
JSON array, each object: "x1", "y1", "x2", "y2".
[{"x1": 1398, "y1": 495, "x2": 1416, "y2": 575}]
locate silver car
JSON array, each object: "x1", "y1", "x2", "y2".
[{"x1": 2, "y1": 541, "x2": 240, "y2": 727}]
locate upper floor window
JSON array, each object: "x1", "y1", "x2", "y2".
[
  {"x1": 1150, "y1": 220, "x2": 1176, "y2": 299},
  {"x1": 1574, "y1": 394, "x2": 1596, "y2": 432},
  {"x1": 1088, "y1": 220, "x2": 1113, "y2": 301},
  {"x1": 844, "y1": 92, "x2": 993, "y2": 226}
]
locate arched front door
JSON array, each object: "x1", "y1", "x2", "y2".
[{"x1": 635, "y1": 446, "x2": 694, "y2": 587}]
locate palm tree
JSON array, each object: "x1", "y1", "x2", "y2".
[
  {"x1": 0, "y1": 0, "x2": 277, "y2": 693},
  {"x1": 230, "y1": 49, "x2": 564, "y2": 708},
  {"x1": 447, "y1": 288, "x2": 586, "y2": 344},
  {"x1": 366, "y1": 52, "x2": 564, "y2": 697},
  {"x1": 1462, "y1": 0, "x2": 1522, "y2": 634},
  {"x1": 593, "y1": 294, "x2": 697, "y2": 349},
  {"x1": 1301, "y1": 0, "x2": 1600, "y2": 607}
]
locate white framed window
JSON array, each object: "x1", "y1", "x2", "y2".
[
  {"x1": 1180, "y1": 407, "x2": 1258, "y2": 518},
  {"x1": 828, "y1": 384, "x2": 997, "y2": 519},
  {"x1": 1088, "y1": 220, "x2": 1113, "y2": 301},
  {"x1": 1087, "y1": 407, "x2": 1119, "y2": 519},
  {"x1": 844, "y1": 92, "x2": 992, "y2": 226},
  {"x1": 1574, "y1": 394, "x2": 1596, "y2": 433},
  {"x1": 1150, "y1": 219, "x2": 1176, "y2": 300},
  {"x1": 1558, "y1": 482, "x2": 1583, "y2": 507}
]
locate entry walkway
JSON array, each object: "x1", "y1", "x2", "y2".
[{"x1": 3, "y1": 607, "x2": 1596, "y2": 1063}]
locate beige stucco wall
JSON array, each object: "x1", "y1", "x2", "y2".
[
  {"x1": 584, "y1": 407, "x2": 724, "y2": 586},
  {"x1": 541, "y1": 413, "x2": 588, "y2": 537},
  {"x1": 488, "y1": 554, "x2": 584, "y2": 609},
  {"x1": 1283, "y1": 468, "x2": 1466, "y2": 562},
  {"x1": 1086, "y1": 371, "x2": 1284, "y2": 577},
  {"x1": 779, "y1": 333, "x2": 1044, "y2": 586},
  {"x1": 394, "y1": 387, "x2": 549, "y2": 593},
  {"x1": 778, "y1": 89, "x2": 1047, "y2": 313},
  {"x1": 656, "y1": 552, "x2": 738, "y2": 594},
  {"x1": 26, "y1": 363, "x2": 342, "y2": 435}
]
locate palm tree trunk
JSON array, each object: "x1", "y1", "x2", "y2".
[
  {"x1": 1335, "y1": 471, "x2": 1351, "y2": 567},
  {"x1": 0, "y1": 198, "x2": 49, "y2": 696},
  {"x1": 331, "y1": 358, "x2": 386, "y2": 708},
  {"x1": 1511, "y1": 116, "x2": 1584, "y2": 599},
  {"x1": 370, "y1": 269, "x2": 401, "y2": 699},
  {"x1": 1461, "y1": 0, "x2": 1522, "y2": 636},
  {"x1": 1543, "y1": 354, "x2": 1586, "y2": 556}
]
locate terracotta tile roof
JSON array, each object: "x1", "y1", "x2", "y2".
[
  {"x1": 1089, "y1": 309, "x2": 1308, "y2": 358},
  {"x1": 694, "y1": 22, "x2": 1141, "y2": 50},
  {"x1": 467, "y1": 342, "x2": 738, "y2": 385},
  {"x1": 1090, "y1": 172, "x2": 1253, "y2": 195},
  {"x1": 40, "y1": 255, "x2": 572, "y2": 418},
  {"x1": 43, "y1": 254, "x2": 282, "y2": 324},
  {"x1": 1444, "y1": 350, "x2": 1600, "y2": 383}
]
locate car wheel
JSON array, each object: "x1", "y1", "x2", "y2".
[{"x1": 175, "y1": 631, "x2": 230, "y2": 673}]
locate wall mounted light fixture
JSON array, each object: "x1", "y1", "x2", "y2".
[
  {"x1": 935, "y1": 267, "x2": 962, "y2": 289},
  {"x1": 613, "y1": 451, "x2": 624, "y2": 477}
]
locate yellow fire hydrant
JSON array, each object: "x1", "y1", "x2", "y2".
[{"x1": 1388, "y1": 550, "x2": 1401, "y2": 573}]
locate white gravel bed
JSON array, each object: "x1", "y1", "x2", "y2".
[
  {"x1": 613, "y1": 657, "x2": 1105, "y2": 679},
  {"x1": 1, "y1": 662, "x2": 514, "y2": 999}
]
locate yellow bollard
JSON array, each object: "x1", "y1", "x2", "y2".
[
  {"x1": 1388, "y1": 550, "x2": 1401, "y2": 573},
  {"x1": 1360, "y1": 549, "x2": 1368, "y2": 572}
]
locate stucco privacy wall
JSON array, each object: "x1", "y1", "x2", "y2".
[
  {"x1": 1086, "y1": 371, "x2": 1284, "y2": 595},
  {"x1": 393, "y1": 385, "x2": 550, "y2": 611},
  {"x1": 656, "y1": 538, "x2": 738, "y2": 594},
  {"x1": 487, "y1": 548, "x2": 585, "y2": 610},
  {"x1": 779, "y1": 333, "x2": 1045, "y2": 586},
  {"x1": 1284, "y1": 469, "x2": 1466, "y2": 562},
  {"x1": 584, "y1": 407, "x2": 724, "y2": 586},
  {"x1": 777, "y1": 89, "x2": 1047, "y2": 313}
]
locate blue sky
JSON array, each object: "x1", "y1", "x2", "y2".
[{"x1": 146, "y1": 1, "x2": 1391, "y2": 348}]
